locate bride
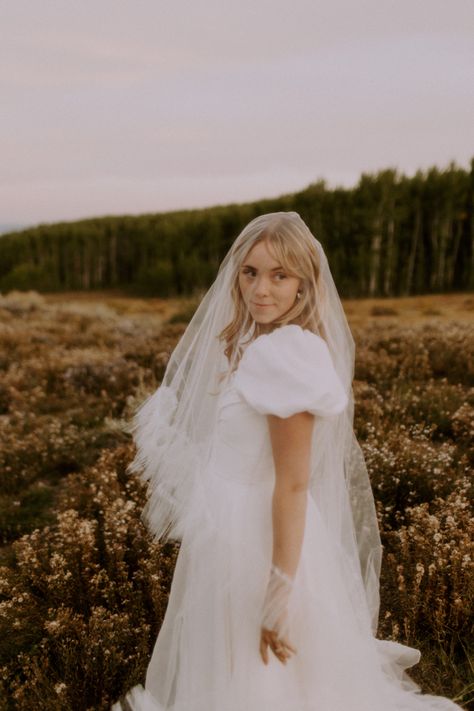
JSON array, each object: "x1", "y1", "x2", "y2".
[{"x1": 113, "y1": 212, "x2": 463, "y2": 710}]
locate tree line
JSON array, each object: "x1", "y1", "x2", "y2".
[{"x1": 0, "y1": 160, "x2": 472, "y2": 298}]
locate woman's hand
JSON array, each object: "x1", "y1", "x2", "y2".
[
  {"x1": 260, "y1": 564, "x2": 297, "y2": 664},
  {"x1": 260, "y1": 625, "x2": 297, "y2": 665}
]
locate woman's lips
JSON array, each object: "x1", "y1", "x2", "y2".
[{"x1": 252, "y1": 302, "x2": 274, "y2": 308}]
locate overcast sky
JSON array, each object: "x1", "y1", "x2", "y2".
[{"x1": 1, "y1": 0, "x2": 473, "y2": 227}]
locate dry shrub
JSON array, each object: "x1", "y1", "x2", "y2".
[
  {"x1": 370, "y1": 305, "x2": 398, "y2": 316},
  {"x1": 451, "y1": 402, "x2": 474, "y2": 465},
  {"x1": 0, "y1": 303, "x2": 183, "y2": 546},
  {"x1": 358, "y1": 326, "x2": 432, "y2": 385},
  {"x1": 0, "y1": 291, "x2": 45, "y2": 314},
  {"x1": 0, "y1": 446, "x2": 179, "y2": 711},
  {"x1": 354, "y1": 340, "x2": 401, "y2": 388},
  {"x1": 353, "y1": 323, "x2": 473, "y2": 388},
  {"x1": 379, "y1": 481, "x2": 473, "y2": 700},
  {"x1": 0, "y1": 411, "x2": 129, "y2": 544},
  {"x1": 362, "y1": 422, "x2": 464, "y2": 530},
  {"x1": 383, "y1": 379, "x2": 472, "y2": 440},
  {"x1": 421, "y1": 308, "x2": 442, "y2": 316},
  {"x1": 0, "y1": 415, "x2": 91, "y2": 491},
  {"x1": 423, "y1": 325, "x2": 474, "y2": 386},
  {"x1": 2, "y1": 352, "x2": 142, "y2": 416},
  {"x1": 353, "y1": 380, "x2": 385, "y2": 438}
]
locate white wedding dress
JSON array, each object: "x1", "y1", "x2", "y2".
[{"x1": 114, "y1": 326, "x2": 462, "y2": 711}]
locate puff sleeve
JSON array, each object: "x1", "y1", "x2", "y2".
[{"x1": 233, "y1": 324, "x2": 348, "y2": 418}]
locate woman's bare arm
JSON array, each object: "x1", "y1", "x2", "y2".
[
  {"x1": 259, "y1": 411, "x2": 315, "y2": 665},
  {"x1": 267, "y1": 411, "x2": 315, "y2": 578}
]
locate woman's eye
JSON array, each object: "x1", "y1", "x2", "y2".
[
  {"x1": 275, "y1": 273, "x2": 287, "y2": 280},
  {"x1": 242, "y1": 269, "x2": 256, "y2": 277}
]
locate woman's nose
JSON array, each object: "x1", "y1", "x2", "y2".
[{"x1": 254, "y1": 277, "x2": 270, "y2": 296}]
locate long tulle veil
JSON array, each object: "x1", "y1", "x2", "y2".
[{"x1": 127, "y1": 211, "x2": 383, "y2": 635}]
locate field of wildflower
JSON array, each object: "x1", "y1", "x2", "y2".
[{"x1": 0, "y1": 290, "x2": 472, "y2": 710}]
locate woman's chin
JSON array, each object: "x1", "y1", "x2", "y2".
[{"x1": 249, "y1": 308, "x2": 279, "y2": 324}]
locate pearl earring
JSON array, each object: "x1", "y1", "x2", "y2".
[{"x1": 296, "y1": 291, "x2": 302, "y2": 299}]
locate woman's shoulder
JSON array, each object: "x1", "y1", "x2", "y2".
[{"x1": 234, "y1": 324, "x2": 348, "y2": 418}]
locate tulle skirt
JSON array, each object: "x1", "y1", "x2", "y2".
[{"x1": 113, "y1": 469, "x2": 462, "y2": 711}]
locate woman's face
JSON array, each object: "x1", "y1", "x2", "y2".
[{"x1": 238, "y1": 239, "x2": 301, "y2": 326}]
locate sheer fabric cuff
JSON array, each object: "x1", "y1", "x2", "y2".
[{"x1": 261, "y1": 564, "x2": 295, "y2": 638}]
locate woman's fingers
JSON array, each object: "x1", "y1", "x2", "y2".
[
  {"x1": 260, "y1": 628, "x2": 297, "y2": 665},
  {"x1": 268, "y1": 629, "x2": 295, "y2": 655},
  {"x1": 279, "y1": 634, "x2": 297, "y2": 655}
]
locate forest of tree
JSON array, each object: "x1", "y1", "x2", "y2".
[{"x1": 0, "y1": 160, "x2": 472, "y2": 298}]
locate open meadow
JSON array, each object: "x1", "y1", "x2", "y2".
[{"x1": 0, "y1": 290, "x2": 472, "y2": 710}]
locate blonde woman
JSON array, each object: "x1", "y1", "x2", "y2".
[{"x1": 114, "y1": 212, "x2": 462, "y2": 710}]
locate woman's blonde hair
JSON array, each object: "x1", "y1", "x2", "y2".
[{"x1": 218, "y1": 212, "x2": 327, "y2": 364}]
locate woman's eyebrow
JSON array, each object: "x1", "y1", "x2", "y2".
[{"x1": 241, "y1": 263, "x2": 284, "y2": 271}]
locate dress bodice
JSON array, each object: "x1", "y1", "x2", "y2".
[{"x1": 207, "y1": 374, "x2": 275, "y2": 485}]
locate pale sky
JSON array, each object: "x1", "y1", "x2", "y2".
[{"x1": 1, "y1": 0, "x2": 473, "y2": 226}]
